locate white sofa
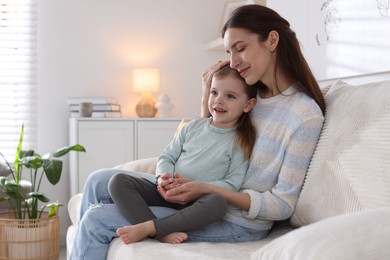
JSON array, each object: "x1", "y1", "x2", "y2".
[{"x1": 67, "y1": 74, "x2": 390, "y2": 260}]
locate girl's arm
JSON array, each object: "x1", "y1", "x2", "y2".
[
  {"x1": 156, "y1": 120, "x2": 191, "y2": 176},
  {"x1": 201, "y1": 60, "x2": 229, "y2": 117}
]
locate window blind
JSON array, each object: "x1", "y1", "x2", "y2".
[{"x1": 0, "y1": 0, "x2": 37, "y2": 162}]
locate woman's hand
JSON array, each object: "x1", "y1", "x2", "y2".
[
  {"x1": 157, "y1": 172, "x2": 191, "y2": 200},
  {"x1": 158, "y1": 172, "x2": 251, "y2": 209},
  {"x1": 159, "y1": 181, "x2": 208, "y2": 205},
  {"x1": 201, "y1": 60, "x2": 230, "y2": 117},
  {"x1": 163, "y1": 179, "x2": 252, "y2": 210}
]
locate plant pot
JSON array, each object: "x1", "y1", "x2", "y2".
[{"x1": 0, "y1": 211, "x2": 60, "y2": 260}]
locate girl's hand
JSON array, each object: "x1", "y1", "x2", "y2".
[
  {"x1": 157, "y1": 172, "x2": 190, "y2": 199},
  {"x1": 201, "y1": 60, "x2": 230, "y2": 117},
  {"x1": 156, "y1": 172, "x2": 173, "y2": 189},
  {"x1": 162, "y1": 172, "x2": 188, "y2": 189}
]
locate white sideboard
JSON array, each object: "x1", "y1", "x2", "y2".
[{"x1": 69, "y1": 118, "x2": 182, "y2": 195}]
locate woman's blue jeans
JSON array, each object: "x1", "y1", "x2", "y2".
[{"x1": 69, "y1": 169, "x2": 268, "y2": 260}]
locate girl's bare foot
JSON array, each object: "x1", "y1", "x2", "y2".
[
  {"x1": 157, "y1": 232, "x2": 188, "y2": 244},
  {"x1": 116, "y1": 221, "x2": 156, "y2": 244}
]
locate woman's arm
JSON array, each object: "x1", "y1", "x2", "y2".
[
  {"x1": 162, "y1": 117, "x2": 324, "y2": 220},
  {"x1": 202, "y1": 182, "x2": 251, "y2": 211},
  {"x1": 161, "y1": 180, "x2": 251, "y2": 211},
  {"x1": 249, "y1": 117, "x2": 323, "y2": 220},
  {"x1": 201, "y1": 60, "x2": 229, "y2": 117}
]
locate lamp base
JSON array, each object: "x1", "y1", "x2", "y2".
[{"x1": 136, "y1": 92, "x2": 157, "y2": 117}]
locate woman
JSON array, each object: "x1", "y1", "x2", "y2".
[
  {"x1": 157, "y1": 4, "x2": 325, "y2": 241},
  {"x1": 70, "y1": 5, "x2": 324, "y2": 259}
]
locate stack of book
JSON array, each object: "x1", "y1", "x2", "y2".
[{"x1": 68, "y1": 97, "x2": 121, "y2": 118}]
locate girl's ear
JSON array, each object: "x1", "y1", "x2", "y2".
[
  {"x1": 243, "y1": 98, "x2": 257, "y2": 113},
  {"x1": 268, "y1": 30, "x2": 279, "y2": 53}
]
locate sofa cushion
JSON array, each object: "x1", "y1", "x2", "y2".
[
  {"x1": 114, "y1": 157, "x2": 158, "y2": 175},
  {"x1": 290, "y1": 80, "x2": 390, "y2": 227},
  {"x1": 254, "y1": 207, "x2": 390, "y2": 260},
  {"x1": 106, "y1": 221, "x2": 294, "y2": 260}
]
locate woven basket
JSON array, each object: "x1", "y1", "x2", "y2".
[{"x1": 0, "y1": 211, "x2": 60, "y2": 260}]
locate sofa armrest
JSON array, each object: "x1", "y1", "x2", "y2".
[
  {"x1": 114, "y1": 157, "x2": 158, "y2": 175},
  {"x1": 68, "y1": 157, "x2": 158, "y2": 225},
  {"x1": 252, "y1": 207, "x2": 390, "y2": 260},
  {"x1": 68, "y1": 193, "x2": 83, "y2": 225}
]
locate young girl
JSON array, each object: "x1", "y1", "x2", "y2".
[{"x1": 108, "y1": 65, "x2": 257, "y2": 244}]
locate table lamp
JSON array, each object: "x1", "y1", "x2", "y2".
[{"x1": 133, "y1": 68, "x2": 160, "y2": 117}]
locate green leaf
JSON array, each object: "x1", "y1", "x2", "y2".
[
  {"x1": 0, "y1": 176, "x2": 8, "y2": 185},
  {"x1": 3, "y1": 180, "x2": 23, "y2": 199},
  {"x1": 46, "y1": 201, "x2": 63, "y2": 208},
  {"x1": 20, "y1": 150, "x2": 35, "y2": 158},
  {"x1": 20, "y1": 155, "x2": 42, "y2": 169},
  {"x1": 4, "y1": 180, "x2": 21, "y2": 188},
  {"x1": 28, "y1": 192, "x2": 50, "y2": 203},
  {"x1": 48, "y1": 207, "x2": 56, "y2": 217},
  {"x1": 14, "y1": 124, "x2": 24, "y2": 183},
  {"x1": 43, "y1": 159, "x2": 62, "y2": 185},
  {"x1": 52, "y1": 144, "x2": 86, "y2": 158},
  {"x1": 46, "y1": 201, "x2": 63, "y2": 217}
]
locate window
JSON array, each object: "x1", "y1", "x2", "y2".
[
  {"x1": 304, "y1": 0, "x2": 390, "y2": 79},
  {"x1": 0, "y1": 0, "x2": 37, "y2": 162}
]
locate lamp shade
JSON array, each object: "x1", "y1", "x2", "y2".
[{"x1": 132, "y1": 68, "x2": 160, "y2": 93}]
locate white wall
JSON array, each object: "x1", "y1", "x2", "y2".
[{"x1": 37, "y1": 0, "x2": 227, "y2": 244}]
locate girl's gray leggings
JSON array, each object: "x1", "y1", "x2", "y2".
[{"x1": 108, "y1": 172, "x2": 228, "y2": 237}]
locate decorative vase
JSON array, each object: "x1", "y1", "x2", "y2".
[
  {"x1": 136, "y1": 92, "x2": 157, "y2": 117},
  {"x1": 0, "y1": 211, "x2": 60, "y2": 260},
  {"x1": 155, "y1": 94, "x2": 174, "y2": 118}
]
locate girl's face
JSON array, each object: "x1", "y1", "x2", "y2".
[
  {"x1": 223, "y1": 28, "x2": 275, "y2": 86},
  {"x1": 208, "y1": 76, "x2": 255, "y2": 129}
]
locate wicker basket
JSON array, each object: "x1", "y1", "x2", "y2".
[{"x1": 0, "y1": 211, "x2": 60, "y2": 260}]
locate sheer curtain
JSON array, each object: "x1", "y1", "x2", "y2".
[{"x1": 0, "y1": 0, "x2": 37, "y2": 162}]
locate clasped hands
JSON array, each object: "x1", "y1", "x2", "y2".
[{"x1": 156, "y1": 172, "x2": 202, "y2": 205}]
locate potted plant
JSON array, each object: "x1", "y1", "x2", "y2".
[{"x1": 0, "y1": 124, "x2": 85, "y2": 259}]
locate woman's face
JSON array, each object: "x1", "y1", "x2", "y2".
[{"x1": 223, "y1": 28, "x2": 274, "y2": 86}]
